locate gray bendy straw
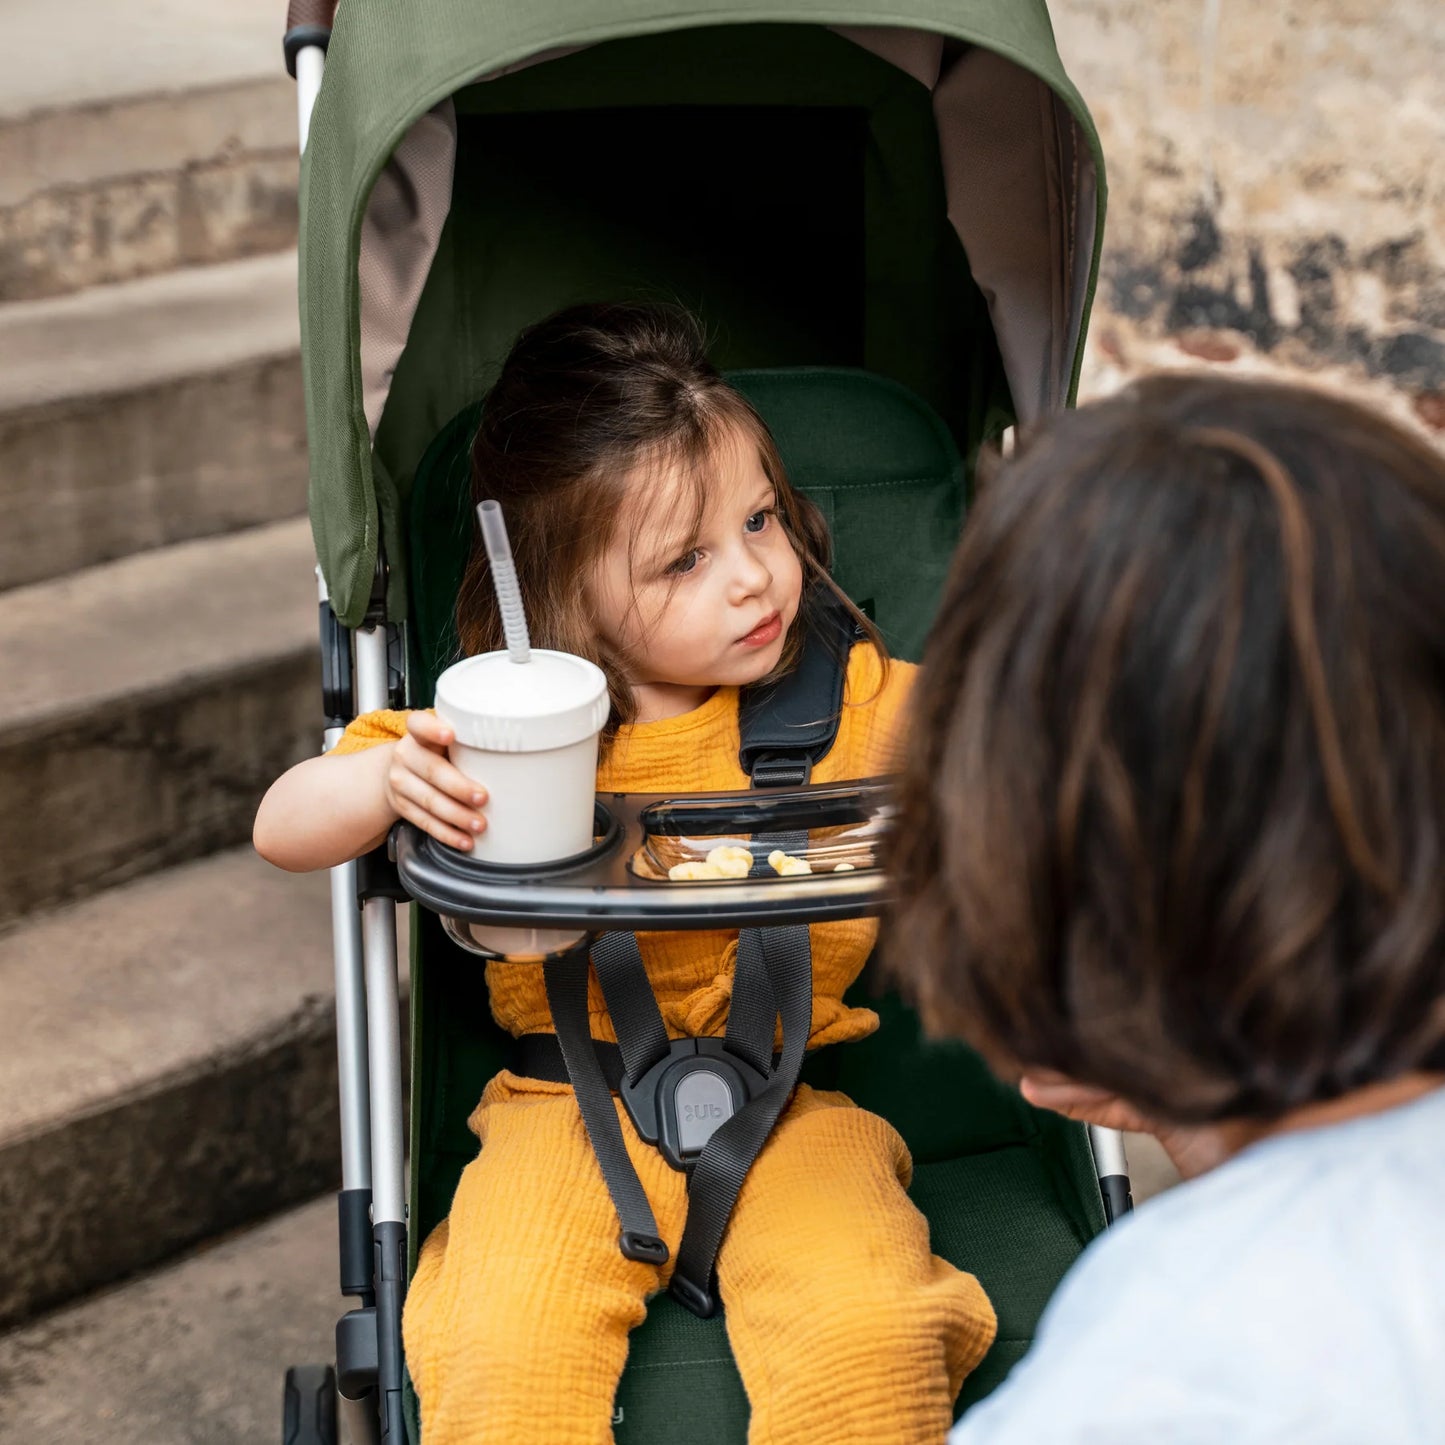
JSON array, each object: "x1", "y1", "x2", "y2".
[{"x1": 477, "y1": 500, "x2": 532, "y2": 664}]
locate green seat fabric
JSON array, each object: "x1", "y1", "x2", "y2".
[{"x1": 402, "y1": 372, "x2": 1105, "y2": 1443}]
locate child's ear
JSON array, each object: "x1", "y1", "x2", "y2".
[{"x1": 1019, "y1": 1071, "x2": 1154, "y2": 1136}]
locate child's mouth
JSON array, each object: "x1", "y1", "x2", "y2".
[{"x1": 738, "y1": 612, "x2": 782, "y2": 648}]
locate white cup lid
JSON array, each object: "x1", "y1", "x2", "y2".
[{"x1": 434, "y1": 649, "x2": 610, "y2": 753}]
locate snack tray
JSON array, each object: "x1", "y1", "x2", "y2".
[{"x1": 392, "y1": 777, "x2": 894, "y2": 931}]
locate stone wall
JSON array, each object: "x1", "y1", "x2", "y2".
[{"x1": 1051, "y1": 0, "x2": 1444, "y2": 428}]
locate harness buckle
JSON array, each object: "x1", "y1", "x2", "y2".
[
  {"x1": 668, "y1": 1272, "x2": 718, "y2": 1319},
  {"x1": 618, "y1": 1230, "x2": 670, "y2": 1266},
  {"x1": 619, "y1": 1038, "x2": 770, "y2": 1173}
]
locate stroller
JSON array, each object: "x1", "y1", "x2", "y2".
[{"x1": 279, "y1": 3, "x2": 1124, "y2": 1442}]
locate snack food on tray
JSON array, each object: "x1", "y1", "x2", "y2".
[
  {"x1": 659, "y1": 842, "x2": 866, "y2": 880},
  {"x1": 668, "y1": 843, "x2": 755, "y2": 881},
  {"x1": 767, "y1": 849, "x2": 812, "y2": 877}
]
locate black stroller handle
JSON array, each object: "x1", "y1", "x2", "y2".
[{"x1": 392, "y1": 776, "x2": 895, "y2": 937}]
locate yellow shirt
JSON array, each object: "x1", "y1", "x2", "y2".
[{"x1": 333, "y1": 643, "x2": 914, "y2": 1049}]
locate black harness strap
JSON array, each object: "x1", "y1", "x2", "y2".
[
  {"x1": 542, "y1": 950, "x2": 669, "y2": 1266},
  {"x1": 736, "y1": 594, "x2": 854, "y2": 786},
  {"x1": 667, "y1": 914, "x2": 812, "y2": 1317},
  {"x1": 590, "y1": 932, "x2": 672, "y2": 1086},
  {"x1": 536, "y1": 591, "x2": 861, "y2": 1314}
]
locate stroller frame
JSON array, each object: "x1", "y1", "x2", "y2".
[{"x1": 279, "y1": 8, "x2": 1132, "y2": 1444}]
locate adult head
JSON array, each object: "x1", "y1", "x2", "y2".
[{"x1": 889, "y1": 374, "x2": 1445, "y2": 1132}]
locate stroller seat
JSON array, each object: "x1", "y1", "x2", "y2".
[{"x1": 401, "y1": 368, "x2": 1105, "y2": 1441}]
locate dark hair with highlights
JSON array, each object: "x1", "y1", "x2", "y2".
[
  {"x1": 888, "y1": 374, "x2": 1445, "y2": 1123},
  {"x1": 456, "y1": 301, "x2": 883, "y2": 749}
]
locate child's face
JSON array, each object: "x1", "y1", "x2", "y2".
[{"x1": 590, "y1": 424, "x2": 804, "y2": 699}]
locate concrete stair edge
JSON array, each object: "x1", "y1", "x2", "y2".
[
  {"x1": 0, "y1": 253, "x2": 307, "y2": 591},
  {"x1": 0, "y1": 845, "x2": 410, "y2": 1330},
  {"x1": 0, "y1": 517, "x2": 324, "y2": 926},
  {"x1": 1, "y1": 0, "x2": 296, "y2": 300}
]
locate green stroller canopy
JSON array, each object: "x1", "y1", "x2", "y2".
[{"x1": 299, "y1": 0, "x2": 1105, "y2": 627}]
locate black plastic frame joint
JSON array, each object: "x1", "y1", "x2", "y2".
[
  {"x1": 338, "y1": 1188, "x2": 374, "y2": 1303},
  {"x1": 357, "y1": 846, "x2": 407, "y2": 904},
  {"x1": 373, "y1": 1221, "x2": 408, "y2": 1445},
  {"x1": 283, "y1": 24, "x2": 331, "y2": 78},
  {"x1": 319, "y1": 602, "x2": 354, "y2": 731},
  {"x1": 335, "y1": 1305, "x2": 379, "y2": 1399},
  {"x1": 1099, "y1": 1173, "x2": 1134, "y2": 1225}
]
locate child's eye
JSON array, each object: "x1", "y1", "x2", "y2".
[
  {"x1": 666, "y1": 549, "x2": 701, "y2": 576},
  {"x1": 744, "y1": 509, "x2": 774, "y2": 534}
]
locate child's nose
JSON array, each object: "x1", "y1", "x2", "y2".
[{"x1": 731, "y1": 547, "x2": 773, "y2": 600}]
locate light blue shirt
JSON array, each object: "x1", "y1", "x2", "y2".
[{"x1": 951, "y1": 1087, "x2": 1445, "y2": 1444}]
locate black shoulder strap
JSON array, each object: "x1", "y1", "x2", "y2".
[{"x1": 737, "y1": 589, "x2": 860, "y2": 787}]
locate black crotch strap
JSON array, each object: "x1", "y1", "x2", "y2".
[
  {"x1": 668, "y1": 911, "x2": 813, "y2": 1319},
  {"x1": 541, "y1": 946, "x2": 669, "y2": 1267}
]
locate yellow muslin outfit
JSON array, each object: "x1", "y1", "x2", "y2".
[{"x1": 331, "y1": 644, "x2": 997, "y2": 1444}]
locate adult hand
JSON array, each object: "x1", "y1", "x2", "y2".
[
  {"x1": 1018, "y1": 1071, "x2": 1154, "y2": 1135},
  {"x1": 383, "y1": 711, "x2": 490, "y2": 851}
]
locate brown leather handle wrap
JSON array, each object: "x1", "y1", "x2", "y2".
[{"x1": 286, "y1": 0, "x2": 336, "y2": 30}]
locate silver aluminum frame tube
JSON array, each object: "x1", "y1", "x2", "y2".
[
  {"x1": 295, "y1": 44, "x2": 325, "y2": 153},
  {"x1": 1088, "y1": 1123, "x2": 1130, "y2": 1181},
  {"x1": 321, "y1": 574, "x2": 374, "y2": 1194},
  {"x1": 355, "y1": 622, "x2": 408, "y2": 1228},
  {"x1": 327, "y1": 798, "x2": 374, "y2": 1193}
]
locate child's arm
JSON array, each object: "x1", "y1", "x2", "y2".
[{"x1": 253, "y1": 711, "x2": 488, "y2": 872}]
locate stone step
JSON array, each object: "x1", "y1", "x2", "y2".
[
  {"x1": 0, "y1": 1193, "x2": 341, "y2": 1445},
  {"x1": 0, "y1": 250, "x2": 305, "y2": 591},
  {"x1": 0, "y1": 844, "x2": 409, "y2": 1331},
  {"x1": 0, "y1": 516, "x2": 321, "y2": 927},
  {"x1": 0, "y1": 0, "x2": 296, "y2": 301}
]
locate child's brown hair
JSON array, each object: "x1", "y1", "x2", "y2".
[
  {"x1": 456, "y1": 301, "x2": 882, "y2": 747},
  {"x1": 888, "y1": 374, "x2": 1445, "y2": 1123}
]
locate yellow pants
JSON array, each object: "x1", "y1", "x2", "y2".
[{"x1": 403, "y1": 1071, "x2": 997, "y2": 1445}]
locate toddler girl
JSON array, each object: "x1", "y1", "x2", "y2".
[{"x1": 254, "y1": 302, "x2": 996, "y2": 1445}]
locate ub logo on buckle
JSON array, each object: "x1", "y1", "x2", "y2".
[{"x1": 675, "y1": 1069, "x2": 736, "y2": 1153}]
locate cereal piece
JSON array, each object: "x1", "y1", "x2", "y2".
[
  {"x1": 833, "y1": 862, "x2": 855, "y2": 872},
  {"x1": 705, "y1": 844, "x2": 754, "y2": 878},
  {"x1": 669, "y1": 860, "x2": 725, "y2": 881},
  {"x1": 768, "y1": 849, "x2": 813, "y2": 877}
]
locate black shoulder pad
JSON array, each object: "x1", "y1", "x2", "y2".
[{"x1": 737, "y1": 590, "x2": 861, "y2": 787}]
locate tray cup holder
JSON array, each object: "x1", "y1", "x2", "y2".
[{"x1": 435, "y1": 803, "x2": 620, "y2": 961}]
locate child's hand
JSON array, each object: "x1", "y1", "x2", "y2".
[{"x1": 384, "y1": 711, "x2": 489, "y2": 851}]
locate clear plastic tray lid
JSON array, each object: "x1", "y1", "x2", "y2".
[
  {"x1": 393, "y1": 777, "x2": 896, "y2": 951},
  {"x1": 632, "y1": 778, "x2": 892, "y2": 882}
]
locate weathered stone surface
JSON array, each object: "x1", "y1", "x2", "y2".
[
  {"x1": 0, "y1": 251, "x2": 304, "y2": 590},
  {"x1": 0, "y1": 355, "x2": 307, "y2": 590},
  {"x1": 0, "y1": 0, "x2": 281, "y2": 122},
  {"x1": 1053, "y1": 0, "x2": 1444, "y2": 398},
  {"x1": 0, "y1": 1193, "x2": 341, "y2": 1445},
  {"x1": 0, "y1": 845, "x2": 410, "y2": 1330},
  {"x1": 0, "y1": 518, "x2": 320, "y2": 926},
  {"x1": 0, "y1": 136, "x2": 298, "y2": 303},
  {"x1": 0, "y1": 994, "x2": 341, "y2": 1331},
  {"x1": 0, "y1": 0, "x2": 295, "y2": 300}
]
